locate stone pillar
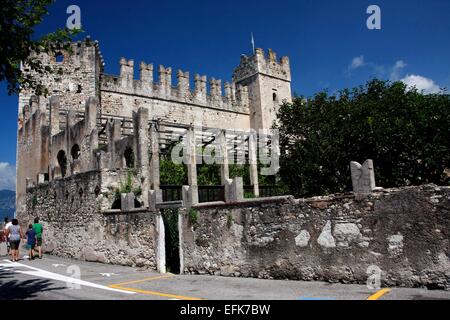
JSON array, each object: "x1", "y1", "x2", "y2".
[
  {"x1": 156, "y1": 212, "x2": 166, "y2": 274},
  {"x1": 85, "y1": 97, "x2": 98, "y2": 133},
  {"x1": 149, "y1": 189, "x2": 163, "y2": 211},
  {"x1": 182, "y1": 185, "x2": 198, "y2": 209},
  {"x1": 107, "y1": 119, "x2": 121, "y2": 169},
  {"x1": 30, "y1": 96, "x2": 40, "y2": 114},
  {"x1": 120, "y1": 58, "x2": 134, "y2": 89},
  {"x1": 225, "y1": 177, "x2": 244, "y2": 203},
  {"x1": 350, "y1": 160, "x2": 377, "y2": 199},
  {"x1": 177, "y1": 70, "x2": 190, "y2": 98},
  {"x1": 150, "y1": 124, "x2": 160, "y2": 190},
  {"x1": 67, "y1": 110, "x2": 77, "y2": 129},
  {"x1": 249, "y1": 131, "x2": 260, "y2": 197},
  {"x1": 133, "y1": 107, "x2": 150, "y2": 206},
  {"x1": 194, "y1": 74, "x2": 207, "y2": 103},
  {"x1": 37, "y1": 173, "x2": 46, "y2": 184},
  {"x1": 186, "y1": 128, "x2": 199, "y2": 205},
  {"x1": 178, "y1": 210, "x2": 185, "y2": 275},
  {"x1": 140, "y1": 62, "x2": 153, "y2": 83},
  {"x1": 120, "y1": 193, "x2": 135, "y2": 211},
  {"x1": 219, "y1": 130, "x2": 229, "y2": 185},
  {"x1": 49, "y1": 96, "x2": 60, "y2": 137}
]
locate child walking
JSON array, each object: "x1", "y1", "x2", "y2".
[{"x1": 25, "y1": 224, "x2": 37, "y2": 260}]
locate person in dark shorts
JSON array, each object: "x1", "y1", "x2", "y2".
[
  {"x1": 33, "y1": 217, "x2": 43, "y2": 259},
  {"x1": 25, "y1": 224, "x2": 37, "y2": 260},
  {"x1": 6, "y1": 219, "x2": 24, "y2": 262}
]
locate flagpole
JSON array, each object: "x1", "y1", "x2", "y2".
[{"x1": 251, "y1": 32, "x2": 255, "y2": 54}]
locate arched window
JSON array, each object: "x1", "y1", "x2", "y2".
[
  {"x1": 57, "y1": 150, "x2": 68, "y2": 177},
  {"x1": 124, "y1": 147, "x2": 135, "y2": 169},
  {"x1": 273, "y1": 92, "x2": 278, "y2": 102},
  {"x1": 71, "y1": 144, "x2": 81, "y2": 160}
]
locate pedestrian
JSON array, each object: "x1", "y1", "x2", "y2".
[
  {"x1": 3, "y1": 218, "x2": 12, "y2": 256},
  {"x1": 5, "y1": 219, "x2": 24, "y2": 262},
  {"x1": 25, "y1": 224, "x2": 37, "y2": 260},
  {"x1": 32, "y1": 217, "x2": 43, "y2": 259}
]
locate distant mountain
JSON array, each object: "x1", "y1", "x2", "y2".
[{"x1": 0, "y1": 190, "x2": 15, "y2": 220}]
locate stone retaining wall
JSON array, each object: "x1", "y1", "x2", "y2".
[
  {"x1": 182, "y1": 185, "x2": 450, "y2": 289},
  {"x1": 21, "y1": 171, "x2": 157, "y2": 268}
]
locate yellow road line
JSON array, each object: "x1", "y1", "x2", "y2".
[
  {"x1": 110, "y1": 274, "x2": 175, "y2": 287},
  {"x1": 367, "y1": 288, "x2": 391, "y2": 300},
  {"x1": 109, "y1": 285, "x2": 203, "y2": 300},
  {"x1": 108, "y1": 274, "x2": 203, "y2": 300}
]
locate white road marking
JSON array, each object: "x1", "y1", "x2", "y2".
[
  {"x1": 52, "y1": 264, "x2": 66, "y2": 268},
  {"x1": 100, "y1": 273, "x2": 119, "y2": 277},
  {"x1": 1, "y1": 260, "x2": 134, "y2": 295}
]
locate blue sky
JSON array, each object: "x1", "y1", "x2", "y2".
[{"x1": 1, "y1": 0, "x2": 449, "y2": 190}]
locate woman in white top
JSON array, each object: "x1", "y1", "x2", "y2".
[{"x1": 6, "y1": 219, "x2": 24, "y2": 262}]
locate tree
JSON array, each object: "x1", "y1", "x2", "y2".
[
  {"x1": 0, "y1": 0, "x2": 79, "y2": 96},
  {"x1": 277, "y1": 79, "x2": 450, "y2": 198}
]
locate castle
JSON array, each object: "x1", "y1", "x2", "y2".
[
  {"x1": 14, "y1": 40, "x2": 449, "y2": 289},
  {"x1": 16, "y1": 38, "x2": 292, "y2": 217}
]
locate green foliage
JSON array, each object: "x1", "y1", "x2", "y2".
[
  {"x1": 114, "y1": 169, "x2": 140, "y2": 200},
  {"x1": 197, "y1": 163, "x2": 221, "y2": 186},
  {"x1": 227, "y1": 213, "x2": 234, "y2": 229},
  {"x1": 244, "y1": 191, "x2": 254, "y2": 199},
  {"x1": 0, "y1": 0, "x2": 81, "y2": 95},
  {"x1": 277, "y1": 79, "x2": 450, "y2": 198},
  {"x1": 160, "y1": 158, "x2": 187, "y2": 185},
  {"x1": 188, "y1": 208, "x2": 198, "y2": 225},
  {"x1": 162, "y1": 208, "x2": 180, "y2": 273},
  {"x1": 32, "y1": 195, "x2": 38, "y2": 208},
  {"x1": 159, "y1": 143, "x2": 282, "y2": 188}
]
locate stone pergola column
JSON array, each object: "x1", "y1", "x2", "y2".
[
  {"x1": 150, "y1": 123, "x2": 161, "y2": 190},
  {"x1": 186, "y1": 127, "x2": 199, "y2": 205},
  {"x1": 249, "y1": 131, "x2": 259, "y2": 197},
  {"x1": 219, "y1": 129, "x2": 229, "y2": 185},
  {"x1": 49, "y1": 96, "x2": 60, "y2": 137},
  {"x1": 134, "y1": 107, "x2": 150, "y2": 206}
]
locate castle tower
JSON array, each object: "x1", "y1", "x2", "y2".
[
  {"x1": 232, "y1": 48, "x2": 292, "y2": 131},
  {"x1": 16, "y1": 38, "x2": 104, "y2": 217}
]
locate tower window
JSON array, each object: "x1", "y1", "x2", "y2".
[
  {"x1": 55, "y1": 53, "x2": 64, "y2": 63},
  {"x1": 124, "y1": 147, "x2": 135, "y2": 169},
  {"x1": 273, "y1": 92, "x2": 278, "y2": 102},
  {"x1": 57, "y1": 150, "x2": 68, "y2": 177},
  {"x1": 71, "y1": 144, "x2": 81, "y2": 160}
]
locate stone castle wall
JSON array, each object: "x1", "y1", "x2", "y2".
[
  {"x1": 182, "y1": 185, "x2": 450, "y2": 289},
  {"x1": 21, "y1": 171, "x2": 158, "y2": 268}
]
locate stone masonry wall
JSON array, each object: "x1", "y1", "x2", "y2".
[
  {"x1": 182, "y1": 185, "x2": 450, "y2": 289},
  {"x1": 20, "y1": 171, "x2": 157, "y2": 268}
]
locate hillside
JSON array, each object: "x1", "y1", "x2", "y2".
[{"x1": 0, "y1": 190, "x2": 15, "y2": 220}]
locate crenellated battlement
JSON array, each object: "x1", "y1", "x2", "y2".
[
  {"x1": 232, "y1": 48, "x2": 291, "y2": 84},
  {"x1": 101, "y1": 58, "x2": 250, "y2": 113},
  {"x1": 17, "y1": 40, "x2": 292, "y2": 217}
]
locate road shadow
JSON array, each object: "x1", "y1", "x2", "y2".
[{"x1": 0, "y1": 269, "x2": 66, "y2": 300}]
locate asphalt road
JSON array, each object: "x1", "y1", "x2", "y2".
[{"x1": 0, "y1": 254, "x2": 449, "y2": 300}]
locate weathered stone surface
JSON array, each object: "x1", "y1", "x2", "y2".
[
  {"x1": 318, "y1": 221, "x2": 336, "y2": 248},
  {"x1": 351, "y1": 159, "x2": 376, "y2": 195},
  {"x1": 20, "y1": 171, "x2": 157, "y2": 268},
  {"x1": 182, "y1": 185, "x2": 450, "y2": 289},
  {"x1": 333, "y1": 223, "x2": 362, "y2": 247},
  {"x1": 295, "y1": 230, "x2": 311, "y2": 247},
  {"x1": 16, "y1": 40, "x2": 292, "y2": 220}
]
